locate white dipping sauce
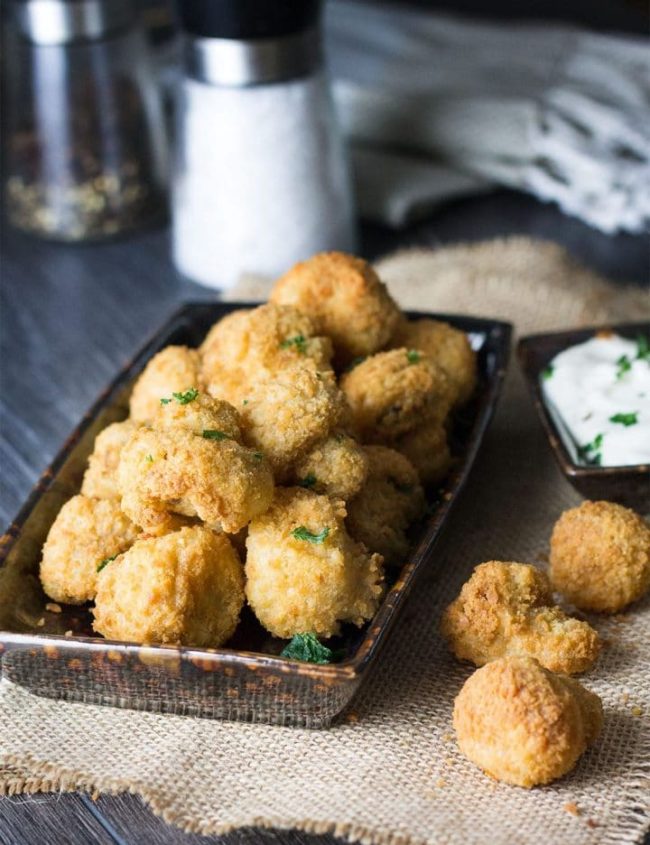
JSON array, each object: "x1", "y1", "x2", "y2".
[{"x1": 542, "y1": 333, "x2": 650, "y2": 467}]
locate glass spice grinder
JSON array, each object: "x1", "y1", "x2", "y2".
[{"x1": 3, "y1": 0, "x2": 168, "y2": 241}]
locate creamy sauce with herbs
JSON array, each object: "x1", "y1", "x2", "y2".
[{"x1": 542, "y1": 333, "x2": 650, "y2": 467}]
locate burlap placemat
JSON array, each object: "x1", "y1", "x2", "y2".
[{"x1": 1, "y1": 238, "x2": 649, "y2": 845}]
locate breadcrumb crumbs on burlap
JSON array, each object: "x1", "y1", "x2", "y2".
[{"x1": 564, "y1": 803, "x2": 581, "y2": 817}]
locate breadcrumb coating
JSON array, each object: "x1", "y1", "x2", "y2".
[
  {"x1": 130, "y1": 346, "x2": 202, "y2": 423},
  {"x1": 245, "y1": 488, "x2": 384, "y2": 638},
  {"x1": 200, "y1": 303, "x2": 333, "y2": 398},
  {"x1": 340, "y1": 348, "x2": 452, "y2": 442},
  {"x1": 40, "y1": 495, "x2": 139, "y2": 604},
  {"x1": 238, "y1": 366, "x2": 345, "y2": 480},
  {"x1": 347, "y1": 446, "x2": 425, "y2": 566},
  {"x1": 392, "y1": 318, "x2": 477, "y2": 407},
  {"x1": 93, "y1": 526, "x2": 244, "y2": 647},
  {"x1": 453, "y1": 657, "x2": 603, "y2": 787},
  {"x1": 394, "y1": 420, "x2": 452, "y2": 487},
  {"x1": 441, "y1": 561, "x2": 601, "y2": 674},
  {"x1": 550, "y1": 500, "x2": 650, "y2": 613},
  {"x1": 291, "y1": 432, "x2": 369, "y2": 501},
  {"x1": 81, "y1": 419, "x2": 137, "y2": 500},
  {"x1": 270, "y1": 252, "x2": 402, "y2": 366},
  {"x1": 118, "y1": 392, "x2": 273, "y2": 534}
]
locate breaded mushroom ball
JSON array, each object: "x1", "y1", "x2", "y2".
[
  {"x1": 340, "y1": 348, "x2": 452, "y2": 442},
  {"x1": 270, "y1": 252, "x2": 402, "y2": 366},
  {"x1": 245, "y1": 488, "x2": 384, "y2": 639},
  {"x1": 130, "y1": 346, "x2": 202, "y2": 423},
  {"x1": 81, "y1": 419, "x2": 138, "y2": 500},
  {"x1": 550, "y1": 500, "x2": 650, "y2": 613},
  {"x1": 453, "y1": 657, "x2": 603, "y2": 788},
  {"x1": 347, "y1": 446, "x2": 425, "y2": 566},
  {"x1": 40, "y1": 495, "x2": 139, "y2": 604},
  {"x1": 118, "y1": 392, "x2": 273, "y2": 534},
  {"x1": 441, "y1": 562, "x2": 601, "y2": 675},
  {"x1": 93, "y1": 526, "x2": 244, "y2": 647},
  {"x1": 393, "y1": 419, "x2": 451, "y2": 487},
  {"x1": 200, "y1": 303, "x2": 333, "y2": 398},
  {"x1": 291, "y1": 432, "x2": 369, "y2": 501},
  {"x1": 238, "y1": 366, "x2": 345, "y2": 480},
  {"x1": 392, "y1": 318, "x2": 477, "y2": 408}
]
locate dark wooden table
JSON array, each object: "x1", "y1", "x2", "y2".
[{"x1": 2, "y1": 188, "x2": 648, "y2": 844}]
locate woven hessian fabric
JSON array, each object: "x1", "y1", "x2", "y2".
[{"x1": 1, "y1": 238, "x2": 649, "y2": 845}]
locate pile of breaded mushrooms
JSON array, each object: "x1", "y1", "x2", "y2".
[{"x1": 40, "y1": 251, "x2": 476, "y2": 648}]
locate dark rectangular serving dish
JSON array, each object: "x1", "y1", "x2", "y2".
[
  {"x1": 0, "y1": 303, "x2": 511, "y2": 728},
  {"x1": 518, "y1": 322, "x2": 650, "y2": 510}
]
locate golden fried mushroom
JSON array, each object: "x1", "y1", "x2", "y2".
[
  {"x1": 347, "y1": 446, "x2": 425, "y2": 566},
  {"x1": 245, "y1": 488, "x2": 384, "y2": 638},
  {"x1": 441, "y1": 562, "x2": 601, "y2": 675},
  {"x1": 93, "y1": 526, "x2": 244, "y2": 647},
  {"x1": 238, "y1": 366, "x2": 345, "y2": 480},
  {"x1": 453, "y1": 657, "x2": 603, "y2": 788},
  {"x1": 129, "y1": 346, "x2": 202, "y2": 423},
  {"x1": 200, "y1": 303, "x2": 333, "y2": 391},
  {"x1": 392, "y1": 318, "x2": 477, "y2": 408},
  {"x1": 340, "y1": 348, "x2": 452, "y2": 442},
  {"x1": 118, "y1": 392, "x2": 273, "y2": 534},
  {"x1": 394, "y1": 420, "x2": 452, "y2": 487},
  {"x1": 550, "y1": 501, "x2": 650, "y2": 613},
  {"x1": 81, "y1": 419, "x2": 138, "y2": 500},
  {"x1": 291, "y1": 432, "x2": 369, "y2": 501},
  {"x1": 270, "y1": 252, "x2": 402, "y2": 366},
  {"x1": 40, "y1": 495, "x2": 139, "y2": 605}
]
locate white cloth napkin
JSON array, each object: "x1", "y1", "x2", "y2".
[{"x1": 325, "y1": 1, "x2": 650, "y2": 234}]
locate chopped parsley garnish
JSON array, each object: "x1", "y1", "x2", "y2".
[
  {"x1": 253, "y1": 452, "x2": 264, "y2": 460},
  {"x1": 616, "y1": 355, "x2": 632, "y2": 380},
  {"x1": 298, "y1": 473, "x2": 317, "y2": 489},
  {"x1": 280, "y1": 334, "x2": 307, "y2": 354},
  {"x1": 406, "y1": 349, "x2": 421, "y2": 365},
  {"x1": 242, "y1": 399, "x2": 249, "y2": 406},
  {"x1": 281, "y1": 633, "x2": 338, "y2": 664},
  {"x1": 609, "y1": 412, "x2": 638, "y2": 427},
  {"x1": 161, "y1": 388, "x2": 199, "y2": 405},
  {"x1": 542, "y1": 364, "x2": 554, "y2": 380},
  {"x1": 636, "y1": 335, "x2": 649, "y2": 362},
  {"x1": 291, "y1": 526, "x2": 330, "y2": 544},
  {"x1": 202, "y1": 429, "x2": 232, "y2": 441},
  {"x1": 145, "y1": 454, "x2": 154, "y2": 463},
  {"x1": 577, "y1": 433, "x2": 604, "y2": 465},
  {"x1": 97, "y1": 554, "x2": 117, "y2": 573}
]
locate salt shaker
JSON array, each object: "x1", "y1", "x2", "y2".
[
  {"x1": 4, "y1": 0, "x2": 168, "y2": 241},
  {"x1": 172, "y1": 0, "x2": 356, "y2": 290}
]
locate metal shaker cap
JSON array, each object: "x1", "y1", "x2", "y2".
[
  {"x1": 13, "y1": 0, "x2": 135, "y2": 45},
  {"x1": 176, "y1": 0, "x2": 323, "y2": 87}
]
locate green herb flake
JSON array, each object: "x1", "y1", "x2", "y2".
[
  {"x1": 202, "y1": 429, "x2": 232, "y2": 441},
  {"x1": 161, "y1": 387, "x2": 199, "y2": 406},
  {"x1": 609, "y1": 412, "x2": 638, "y2": 427},
  {"x1": 616, "y1": 355, "x2": 632, "y2": 380},
  {"x1": 636, "y1": 335, "x2": 649, "y2": 361},
  {"x1": 281, "y1": 633, "x2": 337, "y2": 664},
  {"x1": 253, "y1": 452, "x2": 264, "y2": 460},
  {"x1": 145, "y1": 454, "x2": 154, "y2": 463},
  {"x1": 406, "y1": 349, "x2": 421, "y2": 365},
  {"x1": 298, "y1": 473, "x2": 317, "y2": 489},
  {"x1": 542, "y1": 364, "x2": 554, "y2": 380},
  {"x1": 577, "y1": 433, "x2": 604, "y2": 465},
  {"x1": 280, "y1": 334, "x2": 307, "y2": 354},
  {"x1": 242, "y1": 399, "x2": 249, "y2": 406},
  {"x1": 291, "y1": 526, "x2": 330, "y2": 544},
  {"x1": 96, "y1": 554, "x2": 118, "y2": 573}
]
